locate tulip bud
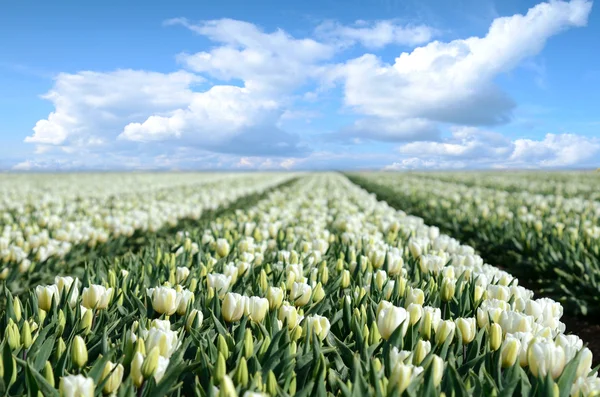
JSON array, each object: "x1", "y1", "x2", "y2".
[
  {"x1": 142, "y1": 347, "x2": 160, "y2": 379},
  {"x1": 488, "y1": 323, "x2": 502, "y2": 352},
  {"x1": 135, "y1": 338, "x2": 146, "y2": 355},
  {"x1": 214, "y1": 352, "x2": 226, "y2": 382},
  {"x1": 219, "y1": 375, "x2": 237, "y2": 397},
  {"x1": 431, "y1": 355, "x2": 444, "y2": 386},
  {"x1": 13, "y1": 297, "x2": 22, "y2": 322},
  {"x1": 131, "y1": 352, "x2": 144, "y2": 388},
  {"x1": 289, "y1": 374, "x2": 297, "y2": 394},
  {"x1": 341, "y1": 270, "x2": 351, "y2": 288},
  {"x1": 321, "y1": 266, "x2": 329, "y2": 285},
  {"x1": 435, "y1": 320, "x2": 455, "y2": 345},
  {"x1": 243, "y1": 329, "x2": 254, "y2": 359},
  {"x1": 189, "y1": 278, "x2": 199, "y2": 293},
  {"x1": 43, "y1": 361, "x2": 55, "y2": 387},
  {"x1": 501, "y1": 337, "x2": 520, "y2": 368},
  {"x1": 101, "y1": 361, "x2": 124, "y2": 395},
  {"x1": 414, "y1": 340, "x2": 431, "y2": 365},
  {"x1": 6, "y1": 320, "x2": 20, "y2": 350},
  {"x1": 369, "y1": 321, "x2": 381, "y2": 345},
  {"x1": 266, "y1": 370, "x2": 277, "y2": 396},
  {"x1": 313, "y1": 282, "x2": 325, "y2": 303},
  {"x1": 80, "y1": 309, "x2": 94, "y2": 335},
  {"x1": 216, "y1": 239, "x2": 230, "y2": 258},
  {"x1": 234, "y1": 357, "x2": 249, "y2": 387},
  {"x1": 440, "y1": 278, "x2": 456, "y2": 302},
  {"x1": 290, "y1": 341, "x2": 297, "y2": 356},
  {"x1": 21, "y1": 320, "x2": 33, "y2": 349},
  {"x1": 258, "y1": 335, "x2": 271, "y2": 359},
  {"x1": 407, "y1": 303, "x2": 423, "y2": 326},
  {"x1": 474, "y1": 286, "x2": 484, "y2": 302},
  {"x1": 57, "y1": 310, "x2": 66, "y2": 334},
  {"x1": 217, "y1": 334, "x2": 229, "y2": 359},
  {"x1": 39, "y1": 308, "x2": 47, "y2": 324},
  {"x1": 455, "y1": 318, "x2": 476, "y2": 344},
  {"x1": 259, "y1": 269, "x2": 268, "y2": 291},
  {"x1": 72, "y1": 336, "x2": 88, "y2": 369},
  {"x1": 186, "y1": 309, "x2": 203, "y2": 332},
  {"x1": 56, "y1": 338, "x2": 67, "y2": 360},
  {"x1": 388, "y1": 364, "x2": 413, "y2": 394},
  {"x1": 267, "y1": 287, "x2": 284, "y2": 310}
]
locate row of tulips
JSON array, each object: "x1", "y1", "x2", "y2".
[
  {"x1": 397, "y1": 172, "x2": 600, "y2": 200},
  {"x1": 347, "y1": 172, "x2": 600, "y2": 316},
  {"x1": 0, "y1": 173, "x2": 598, "y2": 396},
  {"x1": 0, "y1": 173, "x2": 295, "y2": 290}
]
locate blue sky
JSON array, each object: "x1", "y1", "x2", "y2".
[{"x1": 1, "y1": 0, "x2": 598, "y2": 170}]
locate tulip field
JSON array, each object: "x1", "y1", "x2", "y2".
[{"x1": 0, "y1": 172, "x2": 599, "y2": 396}]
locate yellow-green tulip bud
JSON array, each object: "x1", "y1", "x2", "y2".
[
  {"x1": 189, "y1": 277, "x2": 199, "y2": 293},
  {"x1": 234, "y1": 357, "x2": 249, "y2": 387},
  {"x1": 72, "y1": 335, "x2": 88, "y2": 369},
  {"x1": 219, "y1": 375, "x2": 237, "y2": 397},
  {"x1": 258, "y1": 335, "x2": 271, "y2": 359},
  {"x1": 267, "y1": 287, "x2": 284, "y2": 310},
  {"x1": 80, "y1": 309, "x2": 94, "y2": 336},
  {"x1": 141, "y1": 347, "x2": 160, "y2": 379},
  {"x1": 455, "y1": 318, "x2": 476, "y2": 344},
  {"x1": 13, "y1": 297, "x2": 22, "y2": 322},
  {"x1": 259, "y1": 269, "x2": 268, "y2": 291},
  {"x1": 266, "y1": 370, "x2": 277, "y2": 396},
  {"x1": 372, "y1": 358, "x2": 382, "y2": 373},
  {"x1": 341, "y1": 270, "x2": 351, "y2": 288},
  {"x1": 108, "y1": 270, "x2": 117, "y2": 289},
  {"x1": 217, "y1": 334, "x2": 229, "y2": 359},
  {"x1": 321, "y1": 266, "x2": 329, "y2": 285},
  {"x1": 435, "y1": 320, "x2": 455, "y2": 345},
  {"x1": 101, "y1": 361, "x2": 124, "y2": 395},
  {"x1": 243, "y1": 329, "x2": 253, "y2": 360},
  {"x1": 135, "y1": 338, "x2": 146, "y2": 356},
  {"x1": 474, "y1": 286, "x2": 484, "y2": 302},
  {"x1": 290, "y1": 341, "x2": 297, "y2": 356},
  {"x1": 489, "y1": 323, "x2": 502, "y2": 352},
  {"x1": 56, "y1": 338, "x2": 67, "y2": 360},
  {"x1": 214, "y1": 352, "x2": 226, "y2": 382},
  {"x1": 414, "y1": 340, "x2": 431, "y2": 365},
  {"x1": 57, "y1": 310, "x2": 66, "y2": 334},
  {"x1": 441, "y1": 278, "x2": 456, "y2": 302},
  {"x1": 7, "y1": 321, "x2": 21, "y2": 350},
  {"x1": 21, "y1": 320, "x2": 33, "y2": 349},
  {"x1": 131, "y1": 352, "x2": 144, "y2": 388},
  {"x1": 39, "y1": 309, "x2": 47, "y2": 324},
  {"x1": 369, "y1": 321, "x2": 381, "y2": 345},
  {"x1": 313, "y1": 282, "x2": 325, "y2": 303},
  {"x1": 289, "y1": 374, "x2": 297, "y2": 394},
  {"x1": 186, "y1": 309, "x2": 203, "y2": 332},
  {"x1": 44, "y1": 361, "x2": 55, "y2": 388},
  {"x1": 431, "y1": 355, "x2": 444, "y2": 386},
  {"x1": 501, "y1": 337, "x2": 520, "y2": 368}
]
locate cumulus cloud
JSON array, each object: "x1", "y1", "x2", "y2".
[
  {"x1": 510, "y1": 133, "x2": 600, "y2": 167},
  {"x1": 332, "y1": 0, "x2": 592, "y2": 126},
  {"x1": 315, "y1": 20, "x2": 435, "y2": 49},
  {"x1": 25, "y1": 70, "x2": 200, "y2": 146},
  {"x1": 385, "y1": 129, "x2": 600, "y2": 169},
  {"x1": 170, "y1": 18, "x2": 334, "y2": 94}
]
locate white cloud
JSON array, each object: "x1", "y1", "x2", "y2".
[
  {"x1": 510, "y1": 133, "x2": 600, "y2": 166},
  {"x1": 333, "y1": 0, "x2": 592, "y2": 126},
  {"x1": 170, "y1": 18, "x2": 334, "y2": 95},
  {"x1": 25, "y1": 70, "x2": 201, "y2": 146},
  {"x1": 385, "y1": 130, "x2": 600, "y2": 169},
  {"x1": 315, "y1": 20, "x2": 435, "y2": 49}
]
